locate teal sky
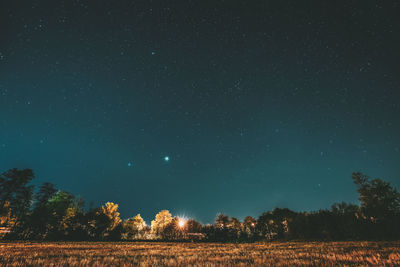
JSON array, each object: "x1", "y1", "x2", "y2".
[{"x1": 1, "y1": 1, "x2": 399, "y2": 223}]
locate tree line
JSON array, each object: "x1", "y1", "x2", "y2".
[{"x1": 1, "y1": 168, "x2": 399, "y2": 242}]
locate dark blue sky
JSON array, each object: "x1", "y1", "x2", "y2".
[{"x1": 1, "y1": 1, "x2": 399, "y2": 223}]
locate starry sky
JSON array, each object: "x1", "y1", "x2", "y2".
[{"x1": 1, "y1": 1, "x2": 399, "y2": 223}]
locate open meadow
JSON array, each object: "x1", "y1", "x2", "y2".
[{"x1": 0, "y1": 241, "x2": 399, "y2": 266}]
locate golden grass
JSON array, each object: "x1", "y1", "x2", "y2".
[{"x1": 0, "y1": 241, "x2": 399, "y2": 266}]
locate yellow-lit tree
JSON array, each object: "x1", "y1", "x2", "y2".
[
  {"x1": 99, "y1": 202, "x2": 122, "y2": 232},
  {"x1": 151, "y1": 210, "x2": 172, "y2": 239},
  {"x1": 0, "y1": 201, "x2": 12, "y2": 225},
  {"x1": 0, "y1": 201, "x2": 15, "y2": 239},
  {"x1": 89, "y1": 202, "x2": 122, "y2": 240},
  {"x1": 123, "y1": 214, "x2": 146, "y2": 240}
]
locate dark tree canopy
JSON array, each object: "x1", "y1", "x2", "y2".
[
  {"x1": 35, "y1": 182, "x2": 58, "y2": 208},
  {"x1": 1, "y1": 168, "x2": 400, "y2": 241},
  {"x1": 0, "y1": 168, "x2": 34, "y2": 219},
  {"x1": 352, "y1": 172, "x2": 400, "y2": 220}
]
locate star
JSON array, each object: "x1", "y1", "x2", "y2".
[
  {"x1": 127, "y1": 162, "x2": 132, "y2": 167},
  {"x1": 164, "y1": 156, "x2": 170, "y2": 162}
]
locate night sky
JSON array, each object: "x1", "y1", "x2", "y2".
[{"x1": 1, "y1": 1, "x2": 399, "y2": 224}]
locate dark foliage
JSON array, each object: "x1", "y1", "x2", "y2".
[
  {"x1": 1, "y1": 168, "x2": 399, "y2": 241},
  {"x1": 0, "y1": 168, "x2": 34, "y2": 220}
]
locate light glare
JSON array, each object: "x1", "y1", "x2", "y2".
[{"x1": 178, "y1": 218, "x2": 185, "y2": 228}]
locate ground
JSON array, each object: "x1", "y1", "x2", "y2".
[{"x1": 0, "y1": 241, "x2": 399, "y2": 266}]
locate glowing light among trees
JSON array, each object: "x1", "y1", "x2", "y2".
[{"x1": 178, "y1": 218, "x2": 186, "y2": 228}]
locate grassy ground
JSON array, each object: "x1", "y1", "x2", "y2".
[{"x1": 0, "y1": 241, "x2": 399, "y2": 266}]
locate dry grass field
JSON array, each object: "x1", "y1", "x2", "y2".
[{"x1": 0, "y1": 241, "x2": 399, "y2": 266}]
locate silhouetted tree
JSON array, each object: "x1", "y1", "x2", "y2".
[
  {"x1": 28, "y1": 183, "x2": 58, "y2": 239},
  {"x1": 0, "y1": 168, "x2": 35, "y2": 238},
  {"x1": 162, "y1": 217, "x2": 182, "y2": 240},
  {"x1": 257, "y1": 208, "x2": 296, "y2": 240},
  {"x1": 352, "y1": 172, "x2": 400, "y2": 239},
  {"x1": 243, "y1": 216, "x2": 257, "y2": 240},
  {"x1": 215, "y1": 214, "x2": 229, "y2": 228},
  {"x1": 0, "y1": 168, "x2": 34, "y2": 221},
  {"x1": 330, "y1": 202, "x2": 361, "y2": 240},
  {"x1": 352, "y1": 172, "x2": 400, "y2": 220},
  {"x1": 44, "y1": 191, "x2": 85, "y2": 240},
  {"x1": 229, "y1": 217, "x2": 242, "y2": 240},
  {"x1": 186, "y1": 219, "x2": 202, "y2": 233},
  {"x1": 289, "y1": 212, "x2": 311, "y2": 239},
  {"x1": 208, "y1": 214, "x2": 242, "y2": 242},
  {"x1": 35, "y1": 182, "x2": 58, "y2": 208},
  {"x1": 2, "y1": 167, "x2": 400, "y2": 242},
  {"x1": 213, "y1": 214, "x2": 231, "y2": 241}
]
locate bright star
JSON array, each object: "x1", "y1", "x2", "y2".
[{"x1": 164, "y1": 156, "x2": 170, "y2": 162}]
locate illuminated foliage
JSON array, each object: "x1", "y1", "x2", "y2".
[
  {"x1": 100, "y1": 202, "x2": 122, "y2": 231},
  {"x1": 0, "y1": 201, "x2": 12, "y2": 226},
  {"x1": 88, "y1": 202, "x2": 123, "y2": 240},
  {"x1": 151, "y1": 210, "x2": 172, "y2": 239},
  {"x1": 0, "y1": 167, "x2": 400, "y2": 241},
  {"x1": 123, "y1": 214, "x2": 147, "y2": 240}
]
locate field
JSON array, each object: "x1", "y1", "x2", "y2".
[{"x1": 1, "y1": 241, "x2": 399, "y2": 266}]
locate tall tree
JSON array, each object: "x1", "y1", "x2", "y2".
[
  {"x1": 151, "y1": 210, "x2": 172, "y2": 239},
  {"x1": 100, "y1": 202, "x2": 122, "y2": 231},
  {"x1": 243, "y1": 216, "x2": 257, "y2": 240},
  {"x1": 213, "y1": 214, "x2": 233, "y2": 241},
  {"x1": 44, "y1": 191, "x2": 83, "y2": 239},
  {"x1": 186, "y1": 219, "x2": 202, "y2": 233},
  {"x1": 215, "y1": 214, "x2": 230, "y2": 228},
  {"x1": 27, "y1": 183, "x2": 58, "y2": 239},
  {"x1": 0, "y1": 168, "x2": 34, "y2": 220},
  {"x1": 229, "y1": 217, "x2": 242, "y2": 239},
  {"x1": 352, "y1": 172, "x2": 400, "y2": 220},
  {"x1": 35, "y1": 182, "x2": 57, "y2": 208},
  {"x1": 330, "y1": 202, "x2": 361, "y2": 240},
  {"x1": 257, "y1": 208, "x2": 297, "y2": 240},
  {"x1": 88, "y1": 202, "x2": 122, "y2": 240},
  {"x1": 123, "y1": 214, "x2": 146, "y2": 240},
  {"x1": 161, "y1": 217, "x2": 181, "y2": 240}
]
